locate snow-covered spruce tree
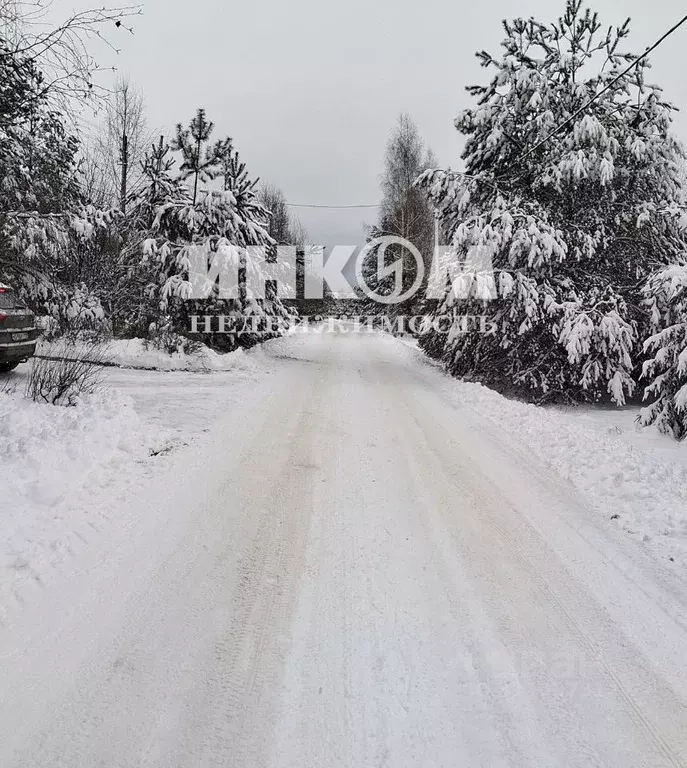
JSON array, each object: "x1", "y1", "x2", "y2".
[
  {"x1": 641, "y1": 262, "x2": 687, "y2": 439},
  {"x1": 417, "y1": 1, "x2": 687, "y2": 404},
  {"x1": 0, "y1": 36, "x2": 115, "y2": 334},
  {"x1": 108, "y1": 137, "x2": 181, "y2": 338},
  {"x1": 123, "y1": 133, "x2": 292, "y2": 350},
  {"x1": 218, "y1": 148, "x2": 294, "y2": 346},
  {"x1": 3, "y1": 206, "x2": 119, "y2": 336}
]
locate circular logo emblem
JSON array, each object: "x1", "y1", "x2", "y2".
[{"x1": 356, "y1": 236, "x2": 425, "y2": 305}]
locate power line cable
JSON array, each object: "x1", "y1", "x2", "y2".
[
  {"x1": 286, "y1": 203, "x2": 380, "y2": 209},
  {"x1": 517, "y1": 11, "x2": 687, "y2": 164},
  {"x1": 284, "y1": 15, "x2": 687, "y2": 204}
]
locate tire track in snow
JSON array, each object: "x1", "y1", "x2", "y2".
[
  {"x1": 3, "y1": 331, "x2": 687, "y2": 768},
  {"x1": 389, "y1": 370, "x2": 687, "y2": 767},
  {"x1": 195, "y1": 348, "x2": 335, "y2": 767}
]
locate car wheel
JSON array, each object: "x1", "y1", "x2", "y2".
[{"x1": 0, "y1": 361, "x2": 19, "y2": 373}]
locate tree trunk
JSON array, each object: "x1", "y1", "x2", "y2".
[{"x1": 120, "y1": 133, "x2": 128, "y2": 213}]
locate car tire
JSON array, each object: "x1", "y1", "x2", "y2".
[{"x1": 0, "y1": 361, "x2": 20, "y2": 373}]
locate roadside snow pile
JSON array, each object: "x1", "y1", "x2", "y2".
[
  {"x1": 452, "y1": 379, "x2": 687, "y2": 565},
  {"x1": 0, "y1": 390, "x2": 162, "y2": 615},
  {"x1": 37, "y1": 338, "x2": 257, "y2": 373}
]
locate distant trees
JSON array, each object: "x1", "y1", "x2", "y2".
[
  {"x1": 361, "y1": 113, "x2": 436, "y2": 313},
  {"x1": 257, "y1": 183, "x2": 307, "y2": 247},
  {"x1": 379, "y1": 113, "x2": 436, "y2": 264}
]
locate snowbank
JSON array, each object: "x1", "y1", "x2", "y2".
[
  {"x1": 428, "y1": 362, "x2": 687, "y2": 566},
  {"x1": 373, "y1": 332, "x2": 687, "y2": 565},
  {"x1": 0, "y1": 389, "x2": 162, "y2": 617},
  {"x1": 0, "y1": 337, "x2": 266, "y2": 619},
  {"x1": 37, "y1": 337, "x2": 257, "y2": 373}
]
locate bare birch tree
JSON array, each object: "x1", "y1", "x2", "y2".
[{"x1": 96, "y1": 76, "x2": 151, "y2": 209}]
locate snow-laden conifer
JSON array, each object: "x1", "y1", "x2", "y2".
[{"x1": 418, "y1": 1, "x2": 686, "y2": 404}]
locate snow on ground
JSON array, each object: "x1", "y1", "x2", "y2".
[
  {"x1": 0, "y1": 343, "x2": 264, "y2": 621},
  {"x1": 2, "y1": 327, "x2": 686, "y2": 629},
  {"x1": 37, "y1": 337, "x2": 259, "y2": 372},
  {"x1": 0, "y1": 389, "x2": 156, "y2": 613},
  {"x1": 2, "y1": 329, "x2": 686, "y2": 767},
  {"x1": 395, "y1": 335, "x2": 687, "y2": 567}
]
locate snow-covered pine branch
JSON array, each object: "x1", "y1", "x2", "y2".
[
  {"x1": 1, "y1": 206, "x2": 119, "y2": 335},
  {"x1": 641, "y1": 262, "x2": 687, "y2": 439}
]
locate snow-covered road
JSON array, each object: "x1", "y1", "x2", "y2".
[{"x1": 1, "y1": 330, "x2": 686, "y2": 767}]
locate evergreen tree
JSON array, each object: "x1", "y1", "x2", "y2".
[
  {"x1": 112, "y1": 137, "x2": 190, "y2": 338},
  {"x1": 171, "y1": 108, "x2": 228, "y2": 205},
  {"x1": 641, "y1": 262, "x2": 687, "y2": 439},
  {"x1": 122, "y1": 134, "x2": 293, "y2": 349},
  {"x1": 417, "y1": 1, "x2": 686, "y2": 404},
  {"x1": 0, "y1": 35, "x2": 111, "y2": 334},
  {"x1": 0, "y1": 38, "x2": 81, "y2": 214}
]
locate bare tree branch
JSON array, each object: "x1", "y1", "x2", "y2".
[{"x1": 0, "y1": 1, "x2": 142, "y2": 115}]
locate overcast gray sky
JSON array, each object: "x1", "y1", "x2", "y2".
[{"x1": 94, "y1": 0, "x2": 687, "y2": 243}]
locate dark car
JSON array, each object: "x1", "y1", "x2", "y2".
[{"x1": 0, "y1": 283, "x2": 40, "y2": 372}]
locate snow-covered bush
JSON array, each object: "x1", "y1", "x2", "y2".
[
  {"x1": 2, "y1": 209, "x2": 117, "y2": 338},
  {"x1": 25, "y1": 340, "x2": 109, "y2": 407},
  {"x1": 417, "y1": 1, "x2": 687, "y2": 405},
  {"x1": 641, "y1": 263, "x2": 687, "y2": 439},
  {"x1": 146, "y1": 320, "x2": 204, "y2": 357}
]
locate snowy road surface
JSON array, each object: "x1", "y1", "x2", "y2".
[{"x1": 1, "y1": 330, "x2": 687, "y2": 767}]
